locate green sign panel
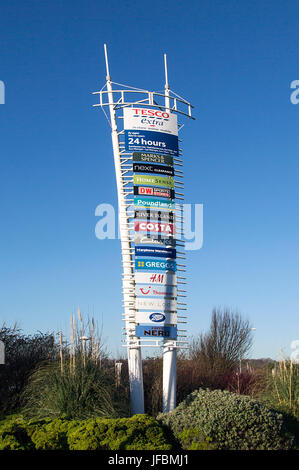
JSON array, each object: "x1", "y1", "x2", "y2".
[{"x1": 133, "y1": 174, "x2": 174, "y2": 189}]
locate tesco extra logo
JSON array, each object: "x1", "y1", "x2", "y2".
[
  {"x1": 132, "y1": 108, "x2": 169, "y2": 120},
  {"x1": 149, "y1": 313, "x2": 166, "y2": 323}
]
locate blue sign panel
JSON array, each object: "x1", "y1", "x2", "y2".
[
  {"x1": 135, "y1": 246, "x2": 176, "y2": 259},
  {"x1": 135, "y1": 259, "x2": 177, "y2": 272},
  {"x1": 125, "y1": 130, "x2": 178, "y2": 156},
  {"x1": 135, "y1": 324, "x2": 177, "y2": 339}
]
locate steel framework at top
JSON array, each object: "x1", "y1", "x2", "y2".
[{"x1": 92, "y1": 82, "x2": 194, "y2": 125}]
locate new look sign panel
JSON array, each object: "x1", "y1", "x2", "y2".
[{"x1": 136, "y1": 298, "x2": 177, "y2": 312}]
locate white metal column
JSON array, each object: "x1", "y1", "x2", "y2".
[
  {"x1": 162, "y1": 53, "x2": 177, "y2": 413},
  {"x1": 104, "y1": 45, "x2": 144, "y2": 415}
]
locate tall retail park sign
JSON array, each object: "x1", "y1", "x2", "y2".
[{"x1": 94, "y1": 47, "x2": 193, "y2": 415}]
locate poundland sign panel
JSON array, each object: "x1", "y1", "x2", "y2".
[{"x1": 134, "y1": 197, "x2": 175, "y2": 211}]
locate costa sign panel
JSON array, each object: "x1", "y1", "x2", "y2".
[
  {"x1": 135, "y1": 325, "x2": 177, "y2": 339},
  {"x1": 123, "y1": 107, "x2": 178, "y2": 136},
  {"x1": 135, "y1": 312, "x2": 177, "y2": 325},
  {"x1": 134, "y1": 272, "x2": 177, "y2": 285},
  {"x1": 134, "y1": 221, "x2": 175, "y2": 235},
  {"x1": 134, "y1": 210, "x2": 175, "y2": 224},
  {"x1": 135, "y1": 259, "x2": 177, "y2": 272},
  {"x1": 134, "y1": 186, "x2": 174, "y2": 199},
  {"x1": 133, "y1": 152, "x2": 174, "y2": 166},
  {"x1": 135, "y1": 246, "x2": 176, "y2": 259},
  {"x1": 133, "y1": 174, "x2": 174, "y2": 189},
  {"x1": 134, "y1": 234, "x2": 176, "y2": 247},
  {"x1": 133, "y1": 163, "x2": 174, "y2": 177},
  {"x1": 135, "y1": 284, "x2": 177, "y2": 298}
]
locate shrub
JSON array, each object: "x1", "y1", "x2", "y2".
[
  {"x1": 262, "y1": 359, "x2": 299, "y2": 419},
  {"x1": 0, "y1": 325, "x2": 58, "y2": 414},
  {"x1": 157, "y1": 388, "x2": 295, "y2": 450},
  {"x1": 0, "y1": 414, "x2": 174, "y2": 450},
  {"x1": 21, "y1": 357, "x2": 118, "y2": 420}
]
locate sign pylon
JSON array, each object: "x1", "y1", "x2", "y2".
[{"x1": 93, "y1": 45, "x2": 194, "y2": 414}]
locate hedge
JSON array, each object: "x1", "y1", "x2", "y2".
[{"x1": 0, "y1": 414, "x2": 174, "y2": 450}]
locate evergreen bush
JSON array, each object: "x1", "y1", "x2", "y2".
[{"x1": 157, "y1": 388, "x2": 295, "y2": 450}]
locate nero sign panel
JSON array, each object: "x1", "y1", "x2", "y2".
[
  {"x1": 135, "y1": 284, "x2": 177, "y2": 298},
  {"x1": 135, "y1": 259, "x2": 177, "y2": 272},
  {"x1": 135, "y1": 272, "x2": 177, "y2": 285},
  {"x1": 133, "y1": 174, "x2": 174, "y2": 189},
  {"x1": 134, "y1": 221, "x2": 175, "y2": 235},
  {"x1": 136, "y1": 312, "x2": 177, "y2": 325},
  {"x1": 135, "y1": 246, "x2": 176, "y2": 259},
  {"x1": 123, "y1": 107, "x2": 178, "y2": 136},
  {"x1": 133, "y1": 163, "x2": 174, "y2": 177},
  {"x1": 134, "y1": 186, "x2": 174, "y2": 199},
  {"x1": 135, "y1": 325, "x2": 177, "y2": 339},
  {"x1": 125, "y1": 130, "x2": 178, "y2": 156},
  {"x1": 133, "y1": 152, "x2": 174, "y2": 166},
  {"x1": 134, "y1": 234, "x2": 176, "y2": 247}
]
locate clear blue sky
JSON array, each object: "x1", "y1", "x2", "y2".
[{"x1": 0, "y1": 0, "x2": 298, "y2": 359}]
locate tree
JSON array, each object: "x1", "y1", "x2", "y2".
[{"x1": 189, "y1": 308, "x2": 253, "y2": 375}]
